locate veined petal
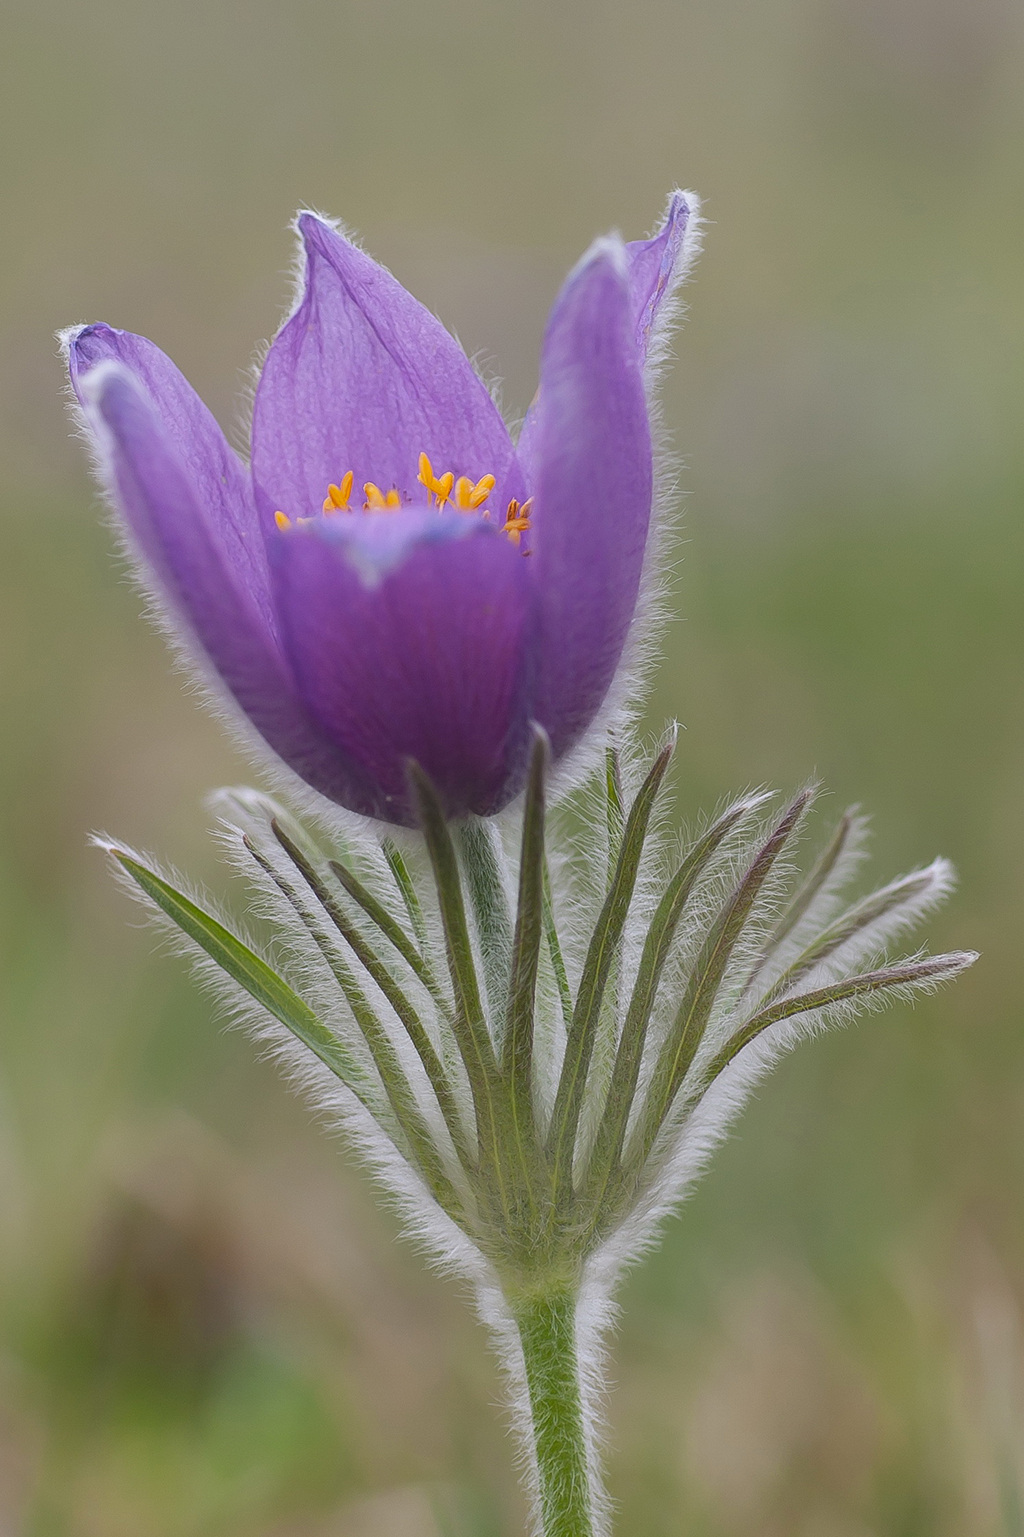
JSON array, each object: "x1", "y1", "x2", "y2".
[
  {"x1": 66, "y1": 324, "x2": 272, "y2": 625},
  {"x1": 624, "y1": 188, "x2": 700, "y2": 361},
  {"x1": 272, "y1": 515, "x2": 534, "y2": 822},
  {"x1": 79, "y1": 362, "x2": 381, "y2": 812},
  {"x1": 252, "y1": 214, "x2": 524, "y2": 528},
  {"x1": 530, "y1": 238, "x2": 652, "y2": 759}
]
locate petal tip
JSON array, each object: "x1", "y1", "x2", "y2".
[
  {"x1": 560, "y1": 232, "x2": 631, "y2": 310},
  {"x1": 294, "y1": 209, "x2": 345, "y2": 258},
  {"x1": 580, "y1": 230, "x2": 630, "y2": 277},
  {"x1": 660, "y1": 188, "x2": 704, "y2": 265},
  {"x1": 63, "y1": 321, "x2": 117, "y2": 379},
  {"x1": 664, "y1": 188, "x2": 699, "y2": 227}
]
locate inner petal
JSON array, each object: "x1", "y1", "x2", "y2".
[{"x1": 251, "y1": 213, "x2": 526, "y2": 534}]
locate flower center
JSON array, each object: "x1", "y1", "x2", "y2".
[{"x1": 274, "y1": 455, "x2": 532, "y2": 549}]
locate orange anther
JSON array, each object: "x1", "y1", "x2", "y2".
[
  {"x1": 364, "y1": 482, "x2": 401, "y2": 510},
  {"x1": 502, "y1": 497, "x2": 533, "y2": 547},
  {"x1": 322, "y1": 470, "x2": 353, "y2": 513},
  {"x1": 454, "y1": 474, "x2": 494, "y2": 510},
  {"x1": 274, "y1": 510, "x2": 292, "y2": 530},
  {"x1": 469, "y1": 474, "x2": 496, "y2": 508},
  {"x1": 418, "y1": 453, "x2": 455, "y2": 507}
]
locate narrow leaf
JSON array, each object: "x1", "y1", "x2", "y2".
[
  {"x1": 110, "y1": 850, "x2": 377, "y2": 1109},
  {"x1": 453, "y1": 817, "x2": 514, "y2": 1027},
  {"x1": 503, "y1": 732, "x2": 549, "y2": 1177},
  {"x1": 408, "y1": 763, "x2": 508, "y2": 1190},
  {"x1": 744, "y1": 807, "x2": 858, "y2": 988},
  {"x1": 700, "y1": 951, "x2": 978, "y2": 1089},
  {"x1": 242, "y1": 836, "x2": 463, "y2": 1210},
  {"x1": 382, "y1": 838, "x2": 430, "y2": 952},
  {"x1": 546, "y1": 736, "x2": 676, "y2": 1199},
  {"x1": 328, "y1": 856, "x2": 453, "y2": 1022},
  {"x1": 542, "y1": 860, "x2": 575, "y2": 1036},
  {"x1": 583, "y1": 792, "x2": 767, "y2": 1205},
  {"x1": 760, "y1": 862, "x2": 949, "y2": 1006},
  {"x1": 270, "y1": 823, "x2": 475, "y2": 1180},
  {"x1": 630, "y1": 787, "x2": 812, "y2": 1171},
  {"x1": 606, "y1": 746, "x2": 624, "y2": 884}
]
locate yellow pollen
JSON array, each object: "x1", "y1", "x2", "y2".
[
  {"x1": 322, "y1": 470, "x2": 353, "y2": 513},
  {"x1": 275, "y1": 510, "x2": 292, "y2": 530},
  {"x1": 417, "y1": 453, "x2": 455, "y2": 507},
  {"x1": 363, "y1": 482, "x2": 402, "y2": 510},
  {"x1": 454, "y1": 473, "x2": 496, "y2": 511}
]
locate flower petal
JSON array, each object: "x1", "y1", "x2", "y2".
[
  {"x1": 529, "y1": 238, "x2": 652, "y2": 759},
  {"x1": 516, "y1": 192, "x2": 699, "y2": 485},
  {"x1": 252, "y1": 215, "x2": 524, "y2": 529},
  {"x1": 624, "y1": 188, "x2": 700, "y2": 361},
  {"x1": 272, "y1": 516, "x2": 534, "y2": 821},
  {"x1": 79, "y1": 361, "x2": 381, "y2": 812},
  {"x1": 66, "y1": 324, "x2": 272, "y2": 624}
]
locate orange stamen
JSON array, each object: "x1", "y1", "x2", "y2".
[
  {"x1": 364, "y1": 482, "x2": 402, "y2": 510},
  {"x1": 502, "y1": 497, "x2": 533, "y2": 547},
  {"x1": 322, "y1": 470, "x2": 353, "y2": 513},
  {"x1": 417, "y1": 453, "x2": 455, "y2": 508},
  {"x1": 316, "y1": 458, "x2": 528, "y2": 549},
  {"x1": 275, "y1": 510, "x2": 292, "y2": 530},
  {"x1": 454, "y1": 474, "x2": 496, "y2": 511}
]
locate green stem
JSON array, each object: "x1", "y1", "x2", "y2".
[{"x1": 512, "y1": 1286, "x2": 597, "y2": 1537}]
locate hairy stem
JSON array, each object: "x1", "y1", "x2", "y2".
[{"x1": 511, "y1": 1286, "x2": 599, "y2": 1537}]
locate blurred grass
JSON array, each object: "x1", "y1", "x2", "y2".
[{"x1": 1, "y1": 0, "x2": 1023, "y2": 1531}]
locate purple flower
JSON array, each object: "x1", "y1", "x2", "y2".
[{"x1": 66, "y1": 193, "x2": 699, "y2": 825}]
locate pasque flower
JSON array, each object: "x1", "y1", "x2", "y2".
[
  {"x1": 69, "y1": 191, "x2": 978, "y2": 1537},
  {"x1": 66, "y1": 194, "x2": 699, "y2": 825}
]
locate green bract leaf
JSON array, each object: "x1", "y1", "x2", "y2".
[
  {"x1": 408, "y1": 763, "x2": 510, "y2": 1212},
  {"x1": 629, "y1": 787, "x2": 813, "y2": 1170},
  {"x1": 542, "y1": 860, "x2": 575, "y2": 1037},
  {"x1": 240, "y1": 832, "x2": 463, "y2": 1204},
  {"x1": 759, "y1": 862, "x2": 949, "y2": 1006},
  {"x1": 109, "y1": 849, "x2": 375, "y2": 1106},
  {"x1": 744, "y1": 806, "x2": 858, "y2": 988},
  {"x1": 503, "y1": 732, "x2": 549, "y2": 1204},
  {"x1": 328, "y1": 853, "x2": 453, "y2": 1022},
  {"x1": 582, "y1": 792, "x2": 768, "y2": 1215},
  {"x1": 605, "y1": 746, "x2": 624, "y2": 882},
  {"x1": 701, "y1": 951, "x2": 978, "y2": 1090},
  {"x1": 269, "y1": 822, "x2": 475, "y2": 1186},
  {"x1": 454, "y1": 816, "x2": 515, "y2": 1027},
  {"x1": 547, "y1": 735, "x2": 676, "y2": 1202},
  {"x1": 382, "y1": 838, "x2": 430, "y2": 952}
]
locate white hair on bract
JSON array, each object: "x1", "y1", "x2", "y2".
[{"x1": 92, "y1": 728, "x2": 975, "y2": 1537}]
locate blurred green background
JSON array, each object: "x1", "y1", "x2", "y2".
[{"x1": 1, "y1": 0, "x2": 1022, "y2": 1531}]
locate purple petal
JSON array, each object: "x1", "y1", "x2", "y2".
[
  {"x1": 272, "y1": 515, "x2": 534, "y2": 820},
  {"x1": 79, "y1": 361, "x2": 382, "y2": 813},
  {"x1": 624, "y1": 189, "x2": 699, "y2": 359},
  {"x1": 529, "y1": 238, "x2": 652, "y2": 759},
  {"x1": 252, "y1": 215, "x2": 524, "y2": 531},
  {"x1": 517, "y1": 191, "x2": 698, "y2": 484},
  {"x1": 67, "y1": 324, "x2": 272, "y2": 626}
]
